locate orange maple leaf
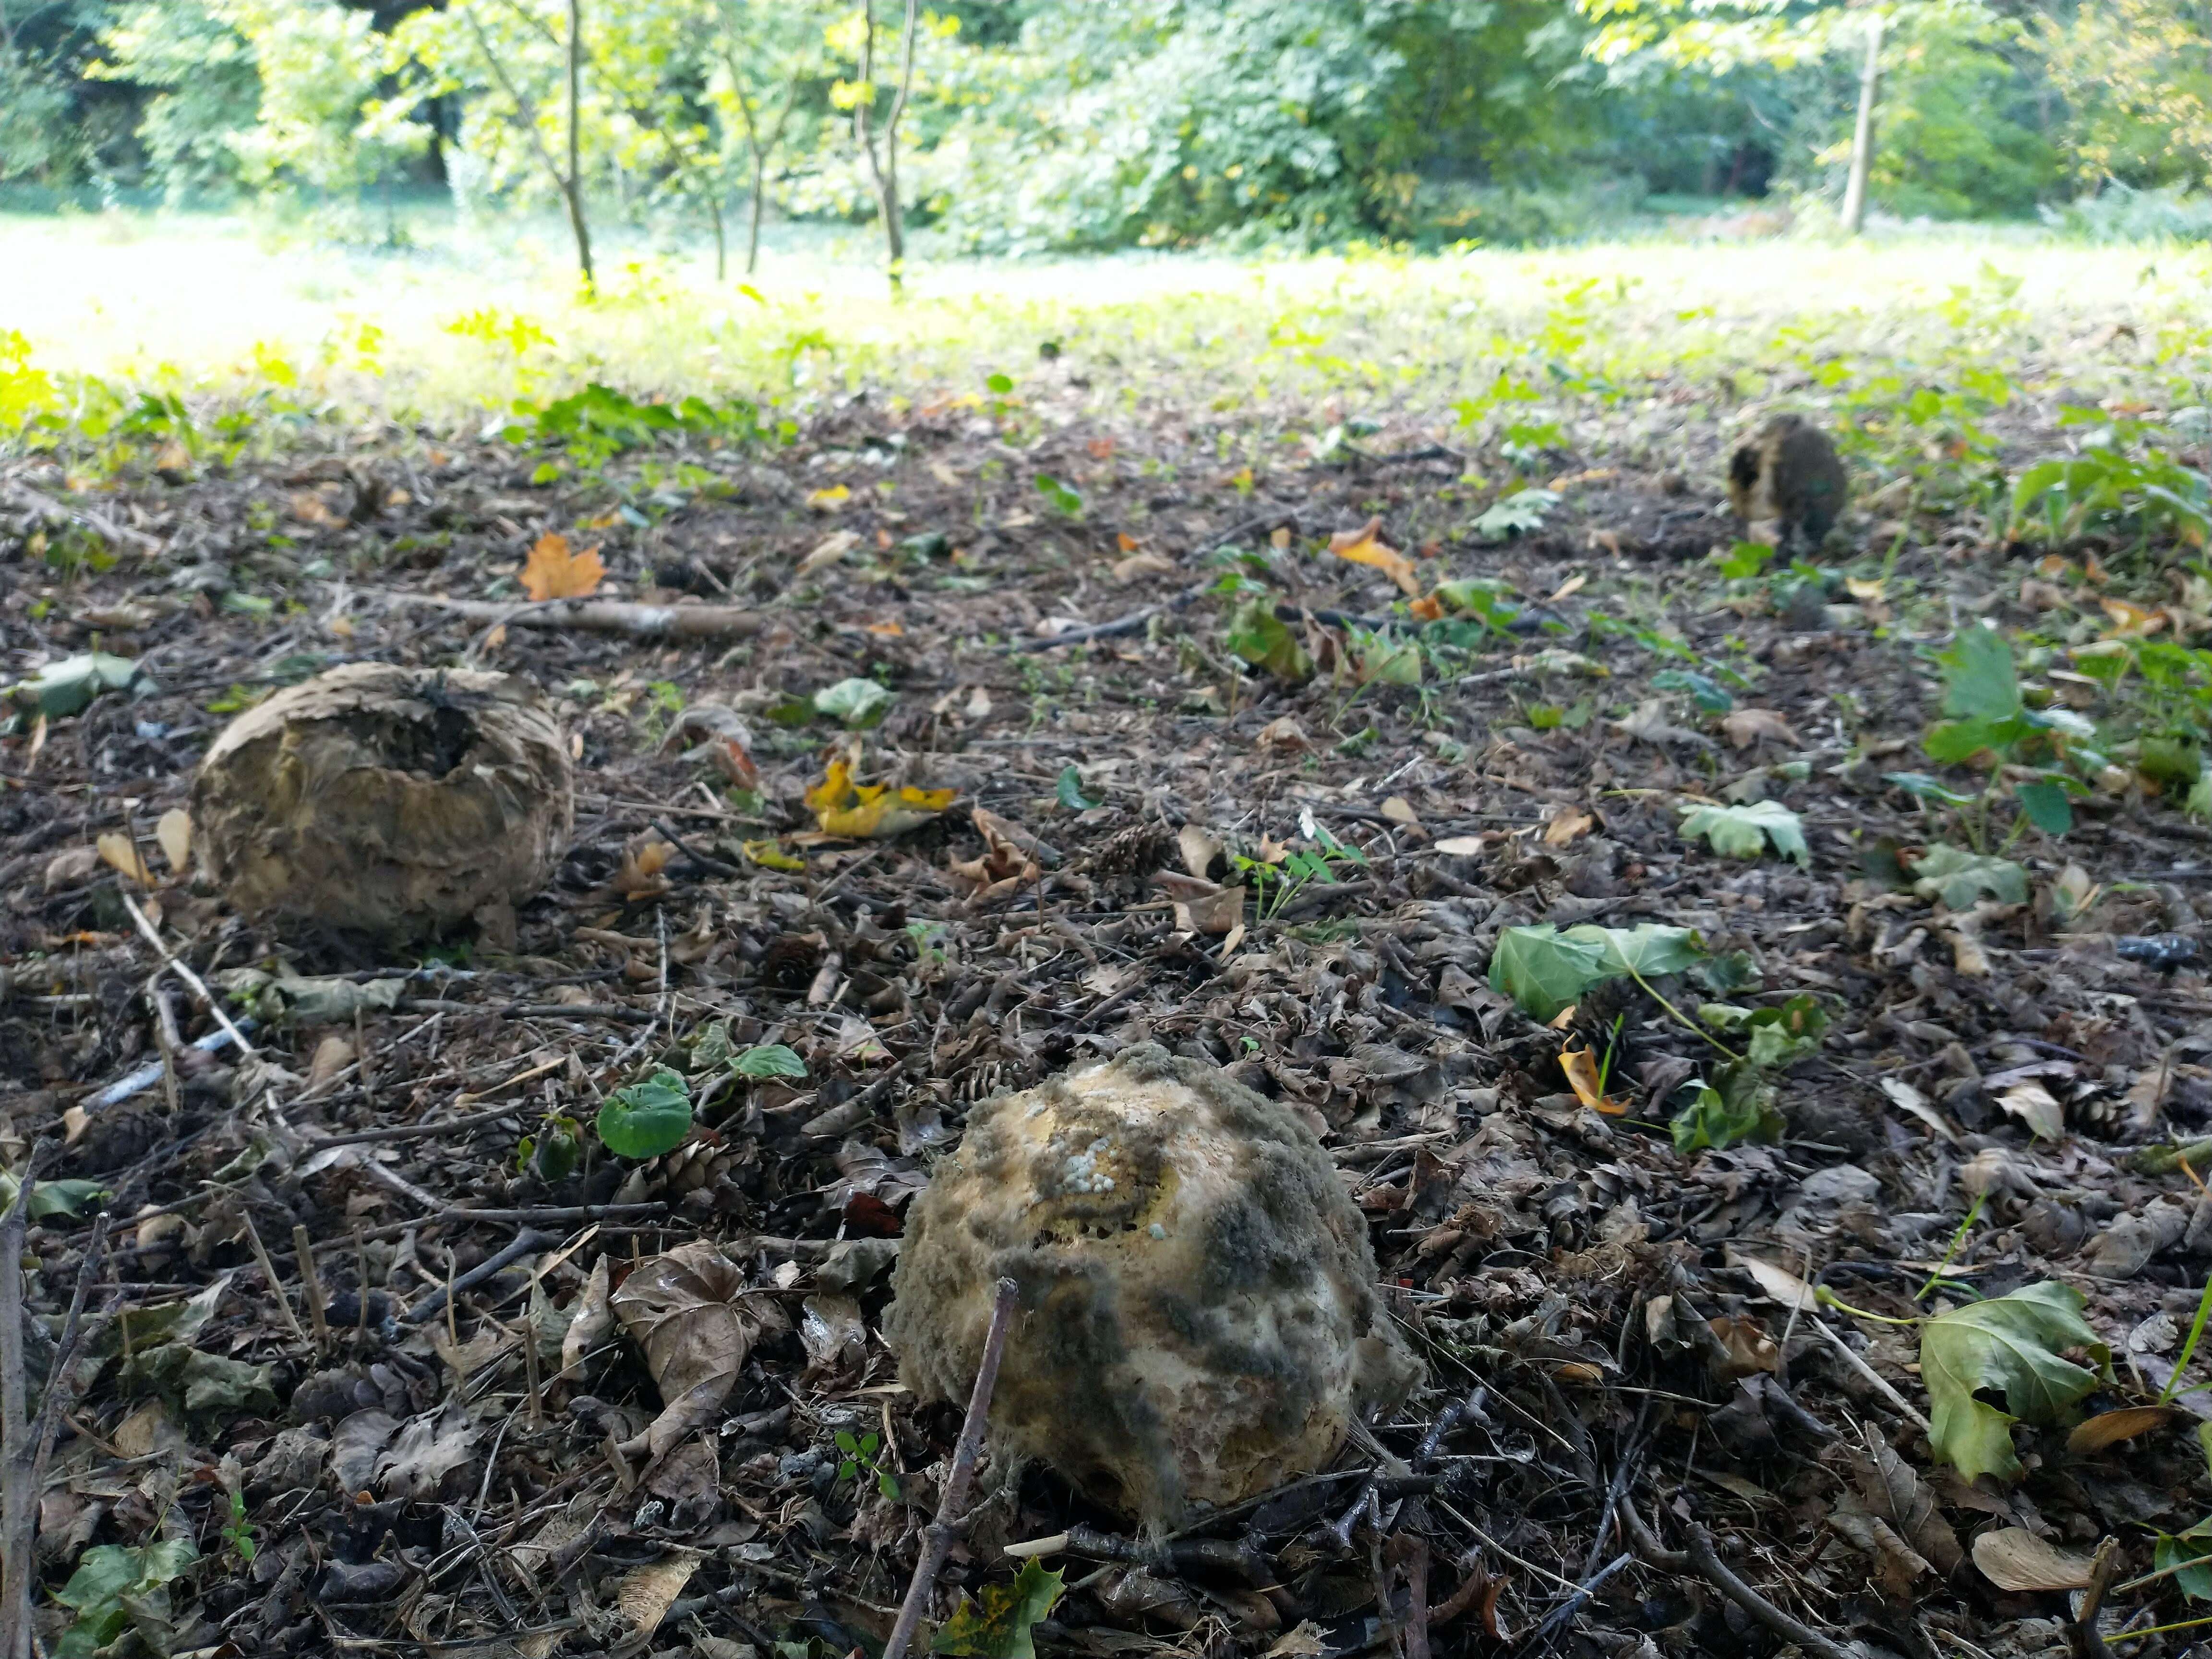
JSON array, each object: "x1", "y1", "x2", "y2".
[{"x1": 521, "y1": 532, "x2": 605, "y2": 601}]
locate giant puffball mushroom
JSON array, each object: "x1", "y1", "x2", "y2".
[
  {"x1": 191, "y1": 662, "x2": 573, "y2": 937},
  {"x1": 1727, "y1": 412, "x2": 1849, "y2": 554},
  {"x1": 884, "y1": 1044, "x2": 1421, "y2": 1528}
]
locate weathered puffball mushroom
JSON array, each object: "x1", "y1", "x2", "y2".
[
  {"x1": 885, "y1": 1044, "x2": 1419, "y2": 1527},
  {"x1": 191, "y1": 662, "x2": 573, "y2": 937}
]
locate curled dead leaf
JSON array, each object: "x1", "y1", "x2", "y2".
[
  {"x1": 559, "y1": 1255, "x2": 613, "y2": 1379},
  {"x1": 1542, "y1": 809, "x2": 1594, "y2": 847},
  {"x1": 155, "y1": 809, "x2": 192, "y2": 875},
  {"x1": 1177, "y1": 823, "x2": 1224, "y2": 879},
  {"x1": 2066, "y1": 1406, "x2": 2177, "y2": 1456},
  {"x1": 1971, "y1": 1526, "x2": 2095, "y2": 1592},
  {"x1": 660, "y1": 703, "x2": 761, "y2": 789},
  {"x1": 1255, "y1": 716, "x2": 1309, "y2": 751},
  {"x1": 799, "y1": 529, "x2": 861, "y2": 575},
  {"x1": 613, "y1": 837, "x2": 674, "y2": 901},
  {"x1": 617, "y1": 1549, "x2": 702, "y2": 1637},
  {"x1": 1558, "y1": 1045, "x2": 1627, "y2": 1116},
  {"x1": 96, "y1": 831, "x2": 154, "y2": 887},
  {"x1": 1721, "y1": 709, "x2": 1802, "y2": 750},
  {"x1": 610, "y1": 1240, "x2": 789, "y2": 1458},
  {"x1": 1153, "y1": 871, "x2": 1246, "y2": 934}
]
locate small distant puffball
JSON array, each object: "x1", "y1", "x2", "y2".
[{"x1": 885, "y1": 1044, "x2": 1420, "y2": 1527}]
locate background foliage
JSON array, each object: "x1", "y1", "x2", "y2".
[{"x1": 1, "y1": 0, "x2": 2209, "y2": 248}]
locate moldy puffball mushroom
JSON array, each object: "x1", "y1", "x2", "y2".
[
  {"x1": 885, "y1": 1044, "x2": 1420, "y2": 1528},
  {"x1": 191, "y1": 662, "x2": 573, "y2": 937}
]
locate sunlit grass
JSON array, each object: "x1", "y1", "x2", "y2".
[{"x1": 3, "y1": 204, "x2": 2210, "y2": 437}]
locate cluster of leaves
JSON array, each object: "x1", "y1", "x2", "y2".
[
  {"x1": 2011, "y1": 410, "x2": 2212, "y2": 551},
  {"x1": 1890, "y1": 623, "x2": 2089, "y2": 841},
  {"x1": 595, "y1": 1035, "x2": 807, "y2": 1161},
  {"x1": 504, "y1": 382, "x2": 768, "y2": 473}
]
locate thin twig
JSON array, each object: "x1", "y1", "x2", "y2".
[
  {"x1": 402, "y1": 1229, "x2": 557, "y2": 1326},
  {"x1": 304, "y1": 1102, "x2": 529, "y2": 1151},
  {"x1": 117, "y1": 892, "x2": 255, "y2": 1056},
  {"x1": 1616, "y1": 1495, "x2": 1854, "y2": 1659},
  {"x1": 881, "y1": 1277, "x2": 1020, "y2": 1659}
]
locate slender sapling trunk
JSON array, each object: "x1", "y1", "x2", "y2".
[{"x1": 1840, "y1": 10, "x2": 1883, "y2": 236}]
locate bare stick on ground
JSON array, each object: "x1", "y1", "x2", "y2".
[
  {"x1": 1617, "y1": 1494, "x2": 1853, "y2": 1659},
  {"x1": 118, "y1": 892, "x2": 255, "y2": 1057},
  {"x1": 373, "y1": 590, "x2": 763, "y2": 641},
  {"x1": 882, "y1": 1276, "x2": 1020, "y2": 1659}
]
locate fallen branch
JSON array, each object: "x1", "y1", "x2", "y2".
[
  {"x1": 403, "y1": 1228, "x2": 557, "y2": 1326},
  {"x1": 373, "y1": 590, "x2": 765, "y2": 640},
  {"x1": 1002, "y1": 583, "x2": 1208, "y2": 653},
  {"x1": 304, "y1": 1101, "x2": 530, "y2": 1151},
  {"x1": 882, "y1": 1276, "x2": 1020, "y2": 1659},
  {"x1": 1617, "y1": 1495, "x2": 1853, "y2": 1659}
]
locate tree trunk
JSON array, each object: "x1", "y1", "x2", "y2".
[
  {"x1": 748, "y1": 156, "x2": 766, "y2": 275},
  {"x1": 853, "y1": 0, "x2": 919, "y2": 294},
  {"x1": 565, "y1": 0, "x2": 595, "y2": 288},
  {"x1": 1840, "y1": 10, "x2": 1883, "y2": 236},
  {"x1": 710, "y1": 194, "x2": 726, "y2": 282}
]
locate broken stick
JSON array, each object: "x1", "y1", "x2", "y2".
[
  {"x1": 882, "y1": 1276, "x2": 1020, "y2": 1659},
  {"x1": 372, "y1": 590, "x2": 765, "y2": 640}
]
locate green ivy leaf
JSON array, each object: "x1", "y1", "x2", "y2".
[
  {"x1": 1570, "y1": 922, "x2": 1707, "y2": 979},
  {"x1": 1743, "y1": 993, "x2": 1830, "y2": 1069},
  {"x1": 1922, "y1": 1282, "x2": 2107, "y2": 1483},
  {"x1": 731, "y1": 1044, "x2": 808, "y2": 1080},
  {"x1": 1487, "y1": 926, "x2": 1611, "y2": 1023},
  {"x1": 1224, "y1": 596, "x2": 1312, "y2": 682},
  {"x1": 1909, "y1": 844, "x2": 2029, "y2": 910},
  {"x1": 932, "y1": 1559, "x2": 1066, "y2": 1659},
  {"x1": 814, "y1": 678, "x2": 893, "y2": 729},
  {"x1": 54, "y1": 1539, "x2": 198, "y2": 1659},
  {"x1": 1885, "y1": 770, "x2": 1977, "y2": 808},
  {"x1": 1056, "y1": 765, "x2": 1098, "y2": 810},
  {"x1": 1669, "y1": 1059, "x2": 1784, "y2": 1153},
  {"x1": 2013, "y1": 779, "x2": 2074, "y2": 836},
  {"x1": 1938, "y1": 623, "x2": 2022, "y2": 722},
  {"x1": 2154, "y1": 1518, "x2": 2212, "y2": 1603},
  {"x1": 595, "y1": 1067, "x2": 694, "y2": 1160},
  {"x1": 1650, "y1": 669, "x2": 1734, "y2": 713},
  {"x1": 1678, "y1": 800, "x2": 1810, "y2": 868},
  {"x1": 1034, "y1": 473, "x2": 1083, "y2": 517}
]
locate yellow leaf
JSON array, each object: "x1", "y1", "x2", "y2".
[
  {"x1": 1559, "y1": 1044, "x2": 1628, "y2": 1115},
  {"x1": 1116, "y1": 531, "x2": 1140, "y2": 553},
  {"x1": 798, "y1": 530, "x2": 861, "y2": 575},
  {"x1": 1327, "y1": 516, "x2": 1419, "y2": 597},
  {"x1": 1548, "y1": 573, "x2": 1588, "y2": 602},
  {"x1": 1845, "y1": 576, "x2": 1887, "y2": 602},
  {"x1": 2100, "y1": 597, "x2": 2165, "y2": 637},
  {"x1": 806, "y1": 484, "x2": 852, "y2": 511},
  {"x1": 865, "y1": 619, "x2": 905, "y2": 637},
  {"x1": 1543, "y1": 809, "x2": 1595, "y2": 847},
  {"x1": 804, "y1": 758, "x2": 954, "y2": 840},
  {"x1": 742, "y1": 840, "x2": 807, "y2": 872},
  {"x1": 1407, "y1": 593, "x2": 1443, "y2": 622},
  {"x1": 155, "y1": 809, "x2": 192, "y2": 875},
  {"x1": 521, "y1": 532, "x2": 605, "y2": 601},
  {"x1": 96, "y1": 831, "x2": 154, "y2": 886}
]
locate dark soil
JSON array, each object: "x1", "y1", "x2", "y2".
[{"x1": 4, "y1": 378, "x2": 2212, "y2": 1659}]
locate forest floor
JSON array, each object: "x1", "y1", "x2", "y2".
[{"x1": 4, "y1": 234, "x2": 2212, "y2": 1659}]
